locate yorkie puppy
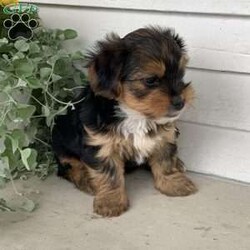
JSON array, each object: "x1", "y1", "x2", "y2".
[{"x1": 52, "y1": 26, "x2": 197, "y2": 217}]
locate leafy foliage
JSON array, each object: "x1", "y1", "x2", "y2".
[{"x1": 0, "y1": 28, "x2": 86, "y2": 187}]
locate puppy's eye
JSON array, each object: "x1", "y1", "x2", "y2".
[{"x1": 142, "y1": 76, "x2": 160, "y2": 87}]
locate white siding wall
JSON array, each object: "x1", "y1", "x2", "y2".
[{"x1": 30, "y1": 0, "x2": 250, "y2": 182}]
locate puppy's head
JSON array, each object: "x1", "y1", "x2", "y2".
[{"x1": 87, "y1": 27, "x2": 194, "y2": 121}]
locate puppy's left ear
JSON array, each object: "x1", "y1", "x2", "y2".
[
  {"x1": 87, "y1": 33, "x2": 127, "y2": 99},
  {"x1": 169, "y1": 30, "x2": 189, "y2": 69}
]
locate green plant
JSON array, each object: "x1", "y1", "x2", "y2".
[{"x1": 0, "y1": 27, "x2": 86, "y2": 189}]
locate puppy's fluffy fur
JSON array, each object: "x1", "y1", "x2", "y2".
[{"x1": 52, "y1": 27, "x2": 197, "y2": 217}]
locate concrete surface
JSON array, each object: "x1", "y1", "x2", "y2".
[{"x1": 0, "y1": 171, "x2": 250, "y2": 250}]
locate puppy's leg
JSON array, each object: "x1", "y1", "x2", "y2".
[
  {"x1": 90, "y1": 159, "x2": 129, "y2": 217},
  {"x1": 149, "y1": 144, "x2": 197, "y2": 196},
  {"x1": 59, "y1": 157, "x2": 95, "y2": 194},
  {"x1": 60, "y1": 157, "x2": 129, "y2": 216}
]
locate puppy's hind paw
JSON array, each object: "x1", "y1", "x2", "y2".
[{"x1": 155, "y1": 172, "x2": 197, "y2": 197}]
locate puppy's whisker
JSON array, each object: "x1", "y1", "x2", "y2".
[{"x1": 188, "y1": 103, "x2": 196, "y2": 110}]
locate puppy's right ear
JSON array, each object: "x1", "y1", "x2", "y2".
[{"x1": 87, "y1": 33, "x2": 127, "y2": 99}]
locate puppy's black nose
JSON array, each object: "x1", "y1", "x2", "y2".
[{"x1": 171, "y1": 96, "x2": 185, "y2": 110}]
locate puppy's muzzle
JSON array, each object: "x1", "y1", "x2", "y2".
[{"x1": 171, "y1": 96, "x2": 185, "y2": 111}]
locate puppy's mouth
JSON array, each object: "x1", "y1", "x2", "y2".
[
  {"x1": 166, "y1": 104, "x2": 186, "y2": 119},
  {"x1": 166, "y1": 112, "x2": 180, "y2": 118},
  {"x1": 166, "y1": 109, "x2": 183, "y2": 118}
]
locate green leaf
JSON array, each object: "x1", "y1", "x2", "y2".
[
  {"x1": 0, "y1": 199, "x2": 15, "y2": 212},
  {"x1": 17, "y1": 105, "x2": 36, "y2": 121},
  {"x1": 13, "y1": 59, "x2": 34, "y2": 77},
  {"x1": 0, "y1": 44, "x2": 15, "y2": 54},
  {"x1": 54, "y1": 58, "x2": 72, "y2": 76},
  {"x1": 0, "y1": 71, "x2": 8, "y2": 81},
  {"x1": 0, "y1": 177, "x2": 6, "y2": 188},
  {"x1": 25, "y1": 126, "x2": 37, "y2": 143},
  {"x1": 55, "y1": 29, "x2": 64, "y2": 39},
  {"x1": 9, "y1": 135, "x2": 19, "y2": 153},
  {"x1": 40, "y1": 67, "x2": 52, "y2": 80},
  {"x1": 71, "y1": 51, "x2": 85, "y2": 60},
  {"x1": 2, "y1": 54, "x2": 9, "y2": 61},
  {"x1": 42, "y1": 46, "x2": 54, "y2": 57},
  {"x1": 57, "y1": 49, "x2": 68, "y2": 57},
  {"x1": 31, "y1": 57, "x2": 43, "y2": 63},
  {"x1": 0, "y1": 137, "x2": 6, "y2": 154},
  {"x1": 20, "y1": 148, "x2": 37, "y2": 170},
  {"x1": 0, "y1": 38, "x2": 9, "y2": 46},
  {"x1": 12, "y1": 52, "x2": 25, "y2": 60},
  {"x1": 51, "y1": 74, "x2": 62, "y2": 82},
  {"x1": 0, "y1": 59, "x2": 8, "y2": 72},
  {"x1": 42, "y1": 106, "x2": 50, "y2": 117},
  {"x1": 26, "y1": 77, "x2": 43, "y2": 89},
  {"x1": 11, "y1": 88, "x2": 31, "y2": 104},
  {"x1": 63, "y1": 29, "x2": 77, "y2": 40},
  {"x1": 0, "y1": 157, "x2": 9, "y2": 178},
  {"x1": 73, "y1": 72, "x2": 83, "y2": 86},
  {"x1": 16, "y1": 78, "x2": 27, "y2": 87},
  {"x1": 0, "y1": 91, "x2": 10, "y2": 103},
  {"x1": 29, "y1": 148, "x2": 38, "y2": 170},
  {"x1": 14, "y1": 40, "x2": 30, "y2": 52},
  {"x1": 47, "y1": 55, "x2": 59, "y2": 66},
  {"x1": 0, "y1": 127, "x2": 5, "y2": 137},
  {"x1": 9, "y1": 129, "x2": 30, "y2": 152},
  {"x1": 29, "y1": 42, "x2": 40, "y2": 54},
  {"x1": 20, "y1": 198, "x2": 36, "y2": 212}
]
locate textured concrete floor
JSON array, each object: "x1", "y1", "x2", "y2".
[{"x1": 0, "y1": 171, "x2": 250, "y2": 250}]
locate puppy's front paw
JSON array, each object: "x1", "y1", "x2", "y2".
[
  {"x1": 93, "y1": 191, "x2": 129, "y2": 217},
  {"x1": 155, "y1": 172, "x2": 197, "y2": 196}
]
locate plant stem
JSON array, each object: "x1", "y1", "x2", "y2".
[
  {"x1": 9, "y1": 171, "x2": 22, "y2": 196},
  {"x1": 45, "y1": 90, "x2": 74, "y2": 106},
  {"x1": 30, "y1": 95, "x2": 46, "y2": 107},
  {"x1": 63, "y1": 86, "x2": 85, "y2": 91},
  {"x1": 34, "y1": 136, "x2": 50, "y2": 147}
]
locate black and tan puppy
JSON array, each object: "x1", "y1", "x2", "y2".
[{"x1": 52, "y1": 27, "x2": 197, "y2": 217}]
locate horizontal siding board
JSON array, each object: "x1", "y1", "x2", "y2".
[
  {"x1": 178, "y1": 122, "x2": 250, "y2": 183},
  {"x1": 37, "y1": 5, "x2": 250, "y2": 74},
  {"x1": 30, "y1": 0, "x2": 250, "y2": 16},
  {"x1": 189, "y1": 48, "x2": 250, "y2": 74},
  {"x1": 181, "y1": 69, "x2": 250, "y2": 131}
]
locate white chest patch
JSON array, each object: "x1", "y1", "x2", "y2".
[{"x1": 116, "y1": 104, "x2": 164, "y2": 164}]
